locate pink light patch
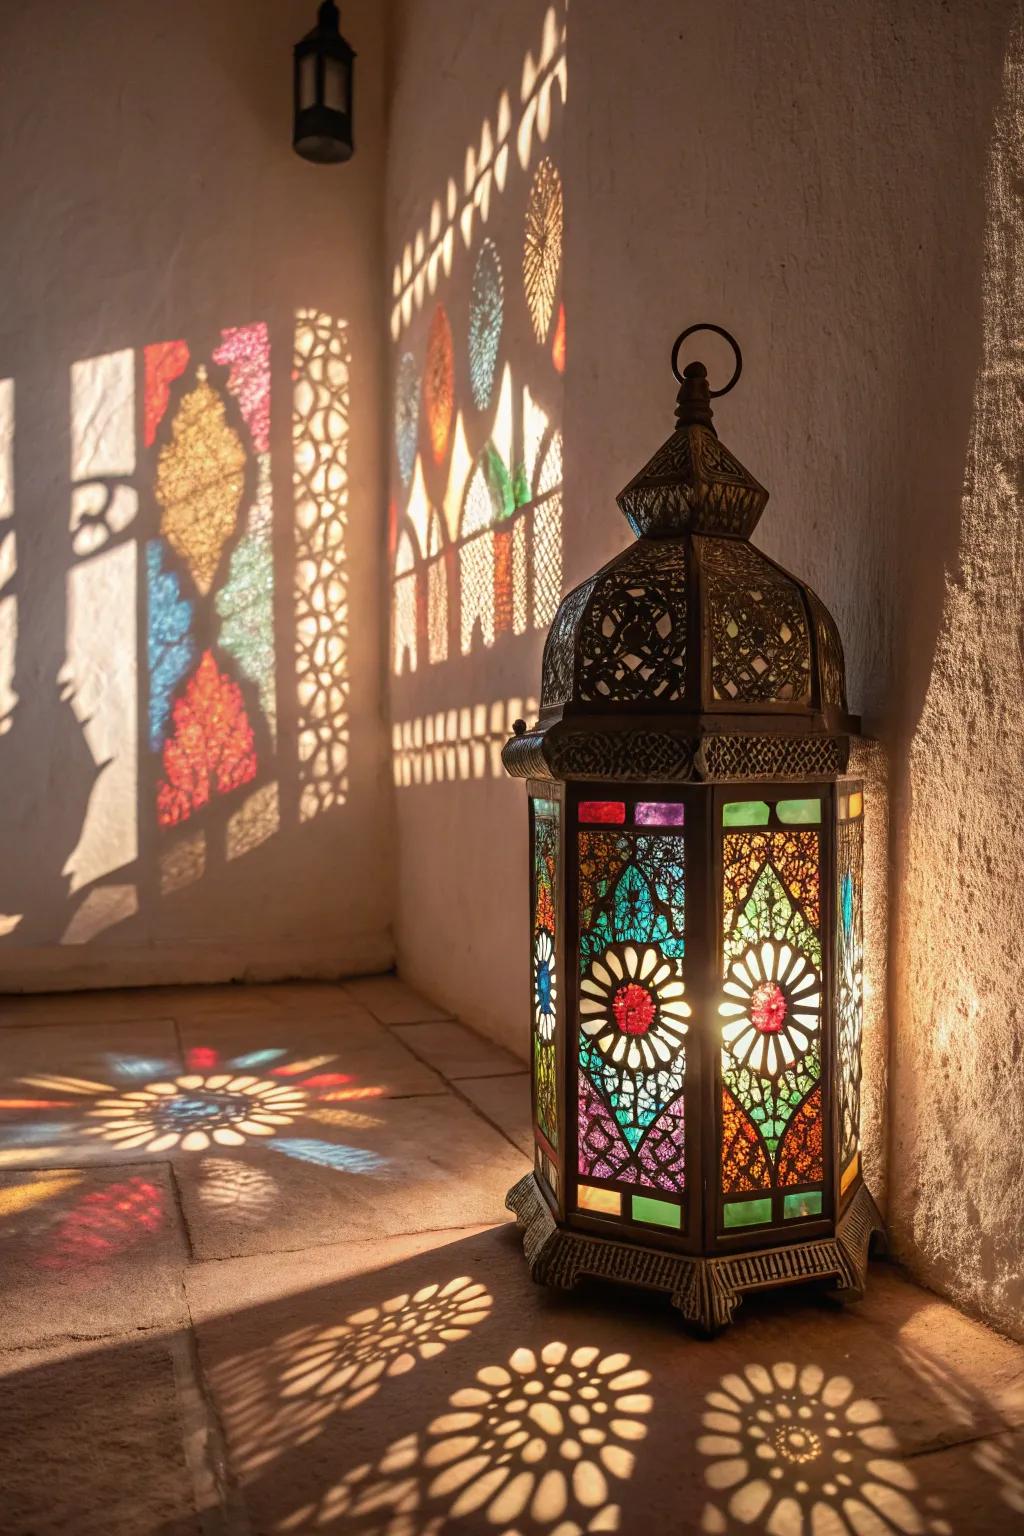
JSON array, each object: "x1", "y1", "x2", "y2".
[
  {"x1": 213, "y1": 322, "x2": 270, "y2": 452},
  {"x1": 186, "y1": 1047, "x2": 218, "y2": 1071},
  {"x1": 579, "y1": 801, "x2": 625, "y2": 825},
  {"x1": 302, "y1": 1073, "x2": 353, "y2": 1088}
]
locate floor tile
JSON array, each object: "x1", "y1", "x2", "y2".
[
  {"x1": 174, "y1": 1092, "x2": 529, "y2": 1261},
  {"x1": 458, "y1": 1071, "x2": 533, "y2": 1154},
  {"x1": 394, "y1": 1019, "x2": 525, "y2": 1078},
  {"x1": 0, "y1": 1336, "x2": 200, "y2": 1535},
  {"x1": 340, "y1": 973, "x2": 451, "y2": 1024},
  {"x1": 0, "y1": 1163, "x2": 189, "y2": 1347}
]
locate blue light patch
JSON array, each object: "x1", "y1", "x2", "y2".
[
  {"x1": 147, "y1": 539, "x2": 194, "y2": 751},
  {"x1": 229, "y1": 1049, "x2": 288, "y2": 1070},
  {"x1": 270, "y1": 1139, "x2": 388, "y2": 1174}
]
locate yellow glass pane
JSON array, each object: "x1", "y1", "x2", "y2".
[
  {"x1": 840, "y1": 1150, "x2": 860, "y2": 1196},
  {"x1": 577, "y1": 1184, "x2": 621, "y2": 1216}
]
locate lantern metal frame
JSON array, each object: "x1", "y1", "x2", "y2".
[{"x1": 502, "y1": 326, "x2": 883, "y2": 1334}]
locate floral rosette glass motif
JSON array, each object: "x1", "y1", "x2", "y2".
[
  {"x1": 531, "y1": 798, "x2": 560, "y2": 1153},
  {"x1": 719, "y1": 808, "x2": 826, "y2": 1227},
  {"x1": 577, "y1": 827, "x2": 689, "y2": 1202}
]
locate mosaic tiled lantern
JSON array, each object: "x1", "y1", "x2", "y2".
[{"x1": 503, "y1": 325, "x2": 883, "y2": 1333}]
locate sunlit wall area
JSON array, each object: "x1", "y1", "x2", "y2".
[
  {"x1": 386, "y1": 1, "x2": 567, "y2": 1047},
  {"x1": 0, "y1": 0, "x2": 391, "y2": 987}
]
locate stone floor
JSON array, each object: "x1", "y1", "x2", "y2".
[{"x1": 1, "y1": 980, "x2": 1022, "y2": 1535}]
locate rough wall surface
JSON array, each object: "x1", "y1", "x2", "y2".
[
  {"x1": 0, "y1": 0, "x2": 393, "y2": 987},
  {"x1": 893, "y1": 18, "x2": 1024, "y2": 1341}
]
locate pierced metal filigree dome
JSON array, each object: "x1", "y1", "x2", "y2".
[{"x1": 504, "y1": 325, "x2": 857, "y2": 784}]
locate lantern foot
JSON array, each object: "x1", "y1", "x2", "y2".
[{"x1": 506, "y1": 1174, "x2": 886, "y2": 1336}]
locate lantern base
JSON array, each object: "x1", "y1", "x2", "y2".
[{"x1": 506, "y1": 1173, "x2": 885, "y2": 1336}]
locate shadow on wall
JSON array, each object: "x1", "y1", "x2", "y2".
[
  {"x1": 3, "y1": 1227, "x2": 1023, "y2": 1533},
  {"x1": 0, "y1": 312, "x2": 352, "y2": 951},
  {"x1": 889, "y1": 3, "x2": 1024, "y2": 1342}
]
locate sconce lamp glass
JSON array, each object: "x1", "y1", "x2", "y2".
[
  {"x1": 503, "y1": 324, "x2": 883, "y2": 1333},
  {"x1": 293, "y1": 0, "x2": 356, "y2": 164}
]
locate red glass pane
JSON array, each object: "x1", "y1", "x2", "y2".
[{"x1": 578, "y1": 801, "x2": 625, "y2": 824}]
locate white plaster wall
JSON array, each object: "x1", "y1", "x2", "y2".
[
  {"x1": 388, "y1": 0, "x2": 1024, "y2": 1340},
  {"x1": 0, "y1": 0, "x2": 394, "y2": 988}
]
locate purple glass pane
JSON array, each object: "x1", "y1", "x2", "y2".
[{"x1": 635, "y1": 801, "x2": 685, "y2": 827}]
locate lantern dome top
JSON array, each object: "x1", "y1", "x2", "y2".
[{"x1": 504, "y1": 325, "x2": 857, "y2": 785}]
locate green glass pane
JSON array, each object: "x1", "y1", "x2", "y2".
[
  {"x1": 724, "y1": 1196, "x2": 772, "y2": 1228},
  {"x1": 783, "y1": 1190, "x2": 823, "y2": 1220},
  {"x1": 722, "y1": 801, "x2": 770, "y2": 827},
  {"x1": 777, "y1": 798, "x2": 822, "y2": 825},
  {"x1": 632, "y1": 1195, "x2": 682, "y2": 1229}
]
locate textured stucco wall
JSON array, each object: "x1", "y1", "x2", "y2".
[
  {"x1": 387, "y1": 0, "x2": 1024, "y2": 1339},
  {"x1": 0, "y1": 0, "x2": 393, "y2": 988}
]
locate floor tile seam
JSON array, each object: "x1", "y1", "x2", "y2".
[
  {"x1": 903, "y1": 1422, "x2": 1024, "y2": 1462},
  {"x1": 378, "y1": 1016, "x2": 530, "y2": 1159},
  {"x1": 0, "y1": 1319, "x2": 186, "y2": 1354},
  {"x1": 182, "y1": 1217, "x2": 512, "y2": 1269},
  {"x1": 172, "y1": 1295, "x2": 252, "y2": 1535}
]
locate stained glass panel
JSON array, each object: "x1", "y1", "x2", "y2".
[
  {"x1": 532, "y1": 796, "x2": 560, "y2": 1152},
  {"x1": 577, "y1": 830, "x2": 688, "y2": 1201},
  {"x1": 837, "y1": 795, "x2": 864, "y2": 1191},
  {"x1": 719, "y1": 819, "x2": 825, "y2": 1220}
]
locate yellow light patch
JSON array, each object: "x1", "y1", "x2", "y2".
[
  {"x1": 840, "y1": 1151, "x2": 860, "y2": 1196},
  {"x1": 0, "y1": 1172, "x2": 81, "y2": 1218},
  {"x1": 849, "y1": 791, "x2": 863, "y2": 819},
  {"x1": 576, "y1": 1184, "x2": 621, "y2": 1216}
]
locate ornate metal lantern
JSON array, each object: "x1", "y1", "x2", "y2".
[
  {"x1": 504, "y1": 325, "x2": 883, "y2": 1333},
  {"x1": 293, "y1": 1, "x2": 355, "y2": 165}
]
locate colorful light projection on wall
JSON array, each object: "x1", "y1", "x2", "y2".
[
  {"x1": 389, "y1": 4, "x2": 567, "y2": 771},
  {"x1": 145, "y1": 325, "x2": 274, "y2": 860},
  {"x1": 0, "y1": 309, "x2": 351, "y2": 942}
]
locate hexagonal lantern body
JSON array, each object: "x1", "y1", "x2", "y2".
[{"x1": 502, "y1": 333, "x2": 883, "y2": 1334}]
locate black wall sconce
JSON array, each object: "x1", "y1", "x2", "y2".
[{"x1": 293, "y1": 1, "x2": 355, "y2": 164}]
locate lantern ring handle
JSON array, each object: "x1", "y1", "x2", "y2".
[{"x1": 671, "y1": 324, "x2": 742, "y2": 397}]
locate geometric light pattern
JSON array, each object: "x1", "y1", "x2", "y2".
[
  {"x1": 523, "y1": 157, "x2": 563, "y2": 343},
  {"x1": 468, "y1": 238, "x2": 503, "y2": 409},
  {"x1": 210, "y1": 1277, "x2": 493, "y2": 1476},
  {"x1": 85, "y1": 1073, "x2": 305, "y2": 1153},
  {"x1": 293, "y1": 309, "x2": 350, "y2": 818},
  {"x1": 698, "y1": 1362, "x2": 945, "y2": 1536},
  {"x1": 293, "y1": 1342, "x2": 650, "y2": 1534}
]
